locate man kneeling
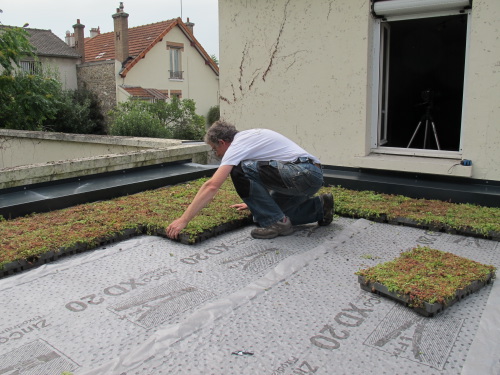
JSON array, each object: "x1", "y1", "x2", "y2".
[{"x1": 166, "y1": 121, "x2": 333, "y2": 240}]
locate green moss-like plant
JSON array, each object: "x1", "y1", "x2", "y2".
[
  {"x1": 356, "y1": 246, "x2": 496, "y2": 308},
  {"x1": 0, "y1": 180, "x2": 499, "y2": 273},
  {"x1": 0, "y1": 178, "x2": 249, "y2": 269},
  {"x1": 326, "y1": 186, "x2": 500, "y2": 236}
]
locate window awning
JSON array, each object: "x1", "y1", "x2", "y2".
[{"x1": 371, "y1": 0, "x2": 472, "y2": 18}]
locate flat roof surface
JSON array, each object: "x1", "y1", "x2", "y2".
[{"x1": 0, "y1": 218, "x2": 498, "y2": 374}]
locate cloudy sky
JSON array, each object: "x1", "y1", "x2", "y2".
[{"x1": 0, "y1": 0, "x2": 220, "y2": 58}]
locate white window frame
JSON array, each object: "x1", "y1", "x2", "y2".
[
  {"x1": 370, "y1": 8, "x2": 472, "y2": 159},
  {"x1": 378, "y1": 22, "x2": 391, "y2": 146},
  {"x1": 167, "y1": 42, "x2": 184, "y2": 81},
  {"x1": 169, "y1": 47, "x2": 182, "y2": 79}
]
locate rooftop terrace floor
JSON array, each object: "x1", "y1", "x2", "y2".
[{"x1": 0, "y1": 217, "x2": 498, "y2": 374}]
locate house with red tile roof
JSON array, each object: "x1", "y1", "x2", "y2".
[{"x1": 72, "y1": 3, "x2": 219, "y2": 120}]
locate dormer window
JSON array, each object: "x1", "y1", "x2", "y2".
[{"x1": 167, "y1": 42, "x2": 184, "y2": 80}]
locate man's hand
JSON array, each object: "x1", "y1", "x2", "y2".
[
  {"x1": 165, "y1": 165, "x2": 233, "y2": 240},
  {"x1": 166, "y1": 218, "x2": 189, "y2": 239},
  {"x1": 230, "y1": 203, "x2": 248, "y2": 211}
]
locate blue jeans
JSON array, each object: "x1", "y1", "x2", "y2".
[{"x1": 230, "y1": 158, "x2": 324, "y2": 227}]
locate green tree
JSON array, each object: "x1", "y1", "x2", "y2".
[
  {"x1": 206, "y1": 105, "x2": 220, "y2": 126},
  {"x1": 154, "y1": 97, "x2": 206, "y2": 140},
  {"x1": 109, "y1": 97, "x2": 206, "y2": 140},
  {"x1": 0, "y1": 26, "x2": 63, "y2": 130},
  {"x1": 108, "y1": 101, "x2": 169, "y2": 138},
  {"x1": 45, "y1": 88, "x2": 106, "y2": 134},
  {"x1": 1, "y1": 26, "x2": 103, "y2": 133},
  {"x1": 0, "y1": 70, "x2": 62, "y2": 130},
  {"x1": 0, "y1": 25, "x2": 35, "y2": 74}
]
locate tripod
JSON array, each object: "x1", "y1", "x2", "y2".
[{"x1": 407, "y1": 103, "x2": 441, "y2": 150}]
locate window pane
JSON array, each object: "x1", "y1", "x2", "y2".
[{"x1": 169, "y1": 48, "x2": 182, "y2": 79}]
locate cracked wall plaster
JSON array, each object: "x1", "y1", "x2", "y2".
[
  {"x1": 219, "y1": 0, "x2": 500, "y2": 181},
  {"x1": 219, "y1": 0, "x2": 371, "y2": 166}
]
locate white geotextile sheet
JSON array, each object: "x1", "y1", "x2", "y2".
[{"x1": 0, "y1": 218, "x2": 499, "y2": 375}]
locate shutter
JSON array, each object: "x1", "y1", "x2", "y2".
[{"x1": 372, "y1": 0, "x2": 472, "y2": 18}]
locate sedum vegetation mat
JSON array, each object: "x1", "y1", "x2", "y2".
[
  {"x1": 0, "y1": 178, "x2": 499, "y2": 277},
  {"x1": 357, "y1": 246, "x2": 496, "y2": 316}
]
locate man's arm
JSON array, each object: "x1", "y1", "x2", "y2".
[{"x1": 166, "y1": 164, "x2": 234, "y2": 239}]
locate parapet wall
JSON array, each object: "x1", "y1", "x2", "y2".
[{"x1": 0, "y1": 129, "x2": 210, "y2": 189}]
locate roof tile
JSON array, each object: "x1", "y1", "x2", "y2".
[
  {"x1": 0, "y1": 26, "x2": 80, "y2": 58},
  {"x1": 122, "y1": 86, "x2": 169, "y2": 100},
  {"x1": 84, "y1": 19, "x2": 176, "y2": 63}
]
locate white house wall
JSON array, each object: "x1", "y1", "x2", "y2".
[
  {"x1": 40, "y1": 56, "x2": 78, "y2": 90},
  {"x1": 219, "y1": 0, "x2": 500, "y2": 182},
  {"x1": 460, "y1": 0, "x2": 500, "y2": 181},
  {"x1": 0, "y1": 56, "x2": 79, "y2": 90},
  {"x1": 219, "y1": 0, "x2": 370, "y2": 168},
  {"x1": 118, "y1": 27, "x2": 219, "y2": 118}
]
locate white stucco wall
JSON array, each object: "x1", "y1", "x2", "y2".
[
  {"x1": 118, "y1": 26, "x2": 219, "y2": 118},
  {"x1": 460, "y1": 0, "x2": 500, "y2": 180},
  {"x1": 219, "y1": 0, "x2": 370, "y2": 166},
  {"x1": 40, "y1": 56, "x2": 79, "y2": 90},
  {"x1": 219, "y1": 0, "x2": 500, "y2": 182},
  {"x1": 0, "y1": 56, "x2": 79, "y2": 90}
]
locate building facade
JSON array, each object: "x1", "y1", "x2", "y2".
[
  {"x1": 218, "y1": 0, "x2": 499, "y2": 182},
  {"x1": 73, "y1": 3, "x2": 219, "y2": 119},
  {"x1": 0, "y1": 26, "x2": 80, "y2": 90}
]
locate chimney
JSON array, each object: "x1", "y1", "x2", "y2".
[
  {"x1": 73, "y1": 19, "x2": 85, "y2": 61},
  {"x1": 112, "y1": 2, "x2": 129, "y2": 63},
  {"x1": 65, "y1": 30, "x2": 75, "y2": 47},
  {"x1": 185, "y1": 17, "x2": 194, "y2": 34},
  {"x1": 90, "y1": 26, "x2": 100, "y2": 38}
]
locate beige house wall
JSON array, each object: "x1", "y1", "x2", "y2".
[
  {"x1": 219, "y1": 0, "x2": 372, "y2": 168},
  {"x1": 219, "y1": 0, "x2": 500, "y2": 182},
  {"x1": 460, "y1": 0, "x2": 500, "y2": 181},
  {"x1": 117, "y1": 27, "x2": 219, "y2": 118},
  {"x1": 39, "y1": 56, "x2": 79, "y2": 90},
  {"x1": 0, "y1": 57, "x2": 78, "y2": 91}
]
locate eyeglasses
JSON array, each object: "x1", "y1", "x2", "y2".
[{"x1": 210, "y1": 140, "x2": 225, "y2": 155}]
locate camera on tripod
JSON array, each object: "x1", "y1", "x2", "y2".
[
  {"x1": 419, "y1": 89, "x2": 440, "y2": 106},
  {"x1": 408, "y1": 89, "x2": 442, "y2": 150}
]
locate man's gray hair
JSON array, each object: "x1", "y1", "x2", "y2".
[{"x1": 204, "y1": 120, "x2": 239, "y2": 145}]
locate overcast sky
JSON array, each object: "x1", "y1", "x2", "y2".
[{"x1": 0, "y1": 0, "x2": 220, "y2": 58}]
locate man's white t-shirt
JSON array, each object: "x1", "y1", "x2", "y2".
[{"x1": 220, "y1": 129, "x2": 320, "y2": 167}]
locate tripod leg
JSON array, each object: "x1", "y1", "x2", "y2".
[
  {"x1": 430, "y1": 121, "x2": 441, "y2": 150},
  {"x1": 407, "y1": 121, "x2": 423, "y2": 148},
  {"x1": 423, "y1": 120, "x2": 429, "y2": 149}
]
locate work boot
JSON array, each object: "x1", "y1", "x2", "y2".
[
  {"x1": 251, "y1": 216, "x2": 293, "y2": 239},
  {"x1": 318, "y1": 193, "x2": 334, "y2": 226}
]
